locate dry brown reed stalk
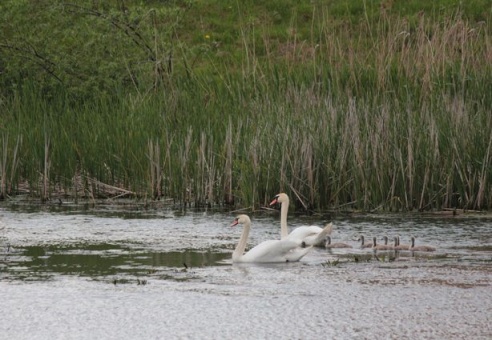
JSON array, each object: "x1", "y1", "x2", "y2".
[
  {"x1": 0, "y1": 134, "x2": 8, "y2": 198},
  {"x1": 396, "y1": 145, "x2": 408, "y2": 209},
  {"x1": 42, "y1": 134, "x2": 50, "y2": 202},
  {"x1": 147, "y1": 139, "x2": 162, "y2": 199},
  {"x1": 451, "y1": 139, "x2": 474, "y2": 208},
  {"x1": 180, "y1": 127, "x2": 193, "y2": 205},
  {"x1": 195, "y1": 131, "x2": 216, "y2": 206},
  {"x1": 477, "y1": 134, "x2": 492, "y2": 209},
  {"x1": 406, "y1": 109, "x2": 415, "y2": 209},
  {"x1": 285, "y1": 131, "x2": 305, "y2": 202},
  {"x1": 345, "y1": 98, "x2": 369, "y2": 207},
  {"x1": 196, "y1": 132, "x2": 206, "y2": 205},
  {"x1": 9, "y1": 135, "x2": 21, "y2": 196},
  {"x1": 148, "y1": 140, "x2": 156, "y2": 197},
  {"x1": 223, "y1": 119, "x2": 234, "y2": 205},
  {"x1": 418, "y1": 162, "x2": 431, "y2": 211},
  {"x1": 301, "y1": 134, "x2": 315, "y2": 207},
  {"x1": 162, "y1": 132, "x2": 173, "y2": 198},
  {"x1": 85, "y1": 176, "x2": 136, "y2": 199},
  {"x1": 155, "y1": 140, "x2": 162, "y2": 198},
  {"x1": 71, "y1": 167, "x2": 82, "y2": 203},
  {"x1": 206, "y1": 137, "x2": 216, "y2": 206},
  {"x1": 287, "y1": 185, "x2": 308, "y2": 212}
]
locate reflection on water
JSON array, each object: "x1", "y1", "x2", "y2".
[
  {"x1": 1, "y1": 204, "x2": 491, "y2": 339},
  {"x1": 2, "y1": 243, "x2": 229, "y2": 282}
]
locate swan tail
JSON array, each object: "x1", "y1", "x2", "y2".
[{"x1": 313, "y1": 222, "x2": 333, "y2": 247}]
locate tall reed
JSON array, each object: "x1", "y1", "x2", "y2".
[
  {"x1": 1, "y1": 10, "x2": 491, "y2": 211},
  {"x1": 0, "y1": 134, "x2": 21, "y2": 199}
]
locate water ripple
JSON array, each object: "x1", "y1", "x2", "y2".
[{"x1": 1, "y1": 207, "x2": 491, "y2": 339}]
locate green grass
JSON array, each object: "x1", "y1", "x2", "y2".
[{"x1": 0, "y1": 1, "x2": 491, "y2": 211}]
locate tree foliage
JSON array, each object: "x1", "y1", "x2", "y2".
[{"x1": 0, "y1": 1, "x2": 185, "y2": 100}]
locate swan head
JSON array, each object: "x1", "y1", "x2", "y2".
[
  {"x1": 230, "y1": 214, "x2": 251, "y2": 227},
  {"x1": 269, "y1": 193, "x2": 289, "y2": 206}
]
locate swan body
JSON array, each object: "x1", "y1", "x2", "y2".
[
  {"x1": 409, "y1": 236, "x2": 436, "y2": 252},
  {"x1": 270, "y1": 193, "x2": 333, "y2": 247},
  {"x1": 358, "y1": 235, "x2": 373, "y2": 249},
  {"x1": 372, "y1": 237, "x2": 394, "y2": 250},
  {"x1": 325, "y1": 236, "x2": 352, "y2": 248},
  {"x1": 230, "y1": 215, "x2": 312, "y2": 263}
]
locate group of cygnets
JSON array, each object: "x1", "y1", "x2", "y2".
[
  {"x1": 230, "y1": 192, "x2": 436, "y2": 263},
  {"x1": 326, "y1": 234, "x2": 436, "y2": 252}
]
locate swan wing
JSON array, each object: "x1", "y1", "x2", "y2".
[
  {"x1": 239, "y1": 239, "x2": 310, "y2": 263},
  {"x1": 286, "y1": 223, "x2": 333, "y2": 247},
  {"x1": 309, "y1": 222, "x2": 333, "y2": 247},
  {"x1": 286, "y1": 226, "x2": 322, "y2": 243}
]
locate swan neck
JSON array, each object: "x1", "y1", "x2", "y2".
[
  {"x1": 280, "y1": 198, "x2": 289, "y2": 239},
  {"x1": 233, "y1": 220, "x2": 250, "y2": 261}
]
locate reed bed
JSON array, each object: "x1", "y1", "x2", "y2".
[{"x1": 1, "y1": 11, "x2": 491, "y2": 211}]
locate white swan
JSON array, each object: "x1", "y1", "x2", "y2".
[
  {"x1": 230, "y1": 215, "x2": 312, "y2": 263},
  {"x1": 269, "y1": 193, "x2": 333, "y2": 247}
]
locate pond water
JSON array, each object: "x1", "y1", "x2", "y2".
[{"x1": 1, "y1": 202, "x2": 491, "y2": 339}]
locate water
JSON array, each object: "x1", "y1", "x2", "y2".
[{"x1": 1, "y1": 203, "x2": 491, "y2": 339}]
